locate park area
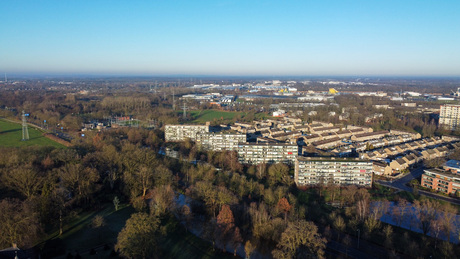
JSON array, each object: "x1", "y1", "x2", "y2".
[
  {"x1": 39, "y1": 203, "x2": 234, "y2": 259},
  {"x1": 0, "y1": 119, "x2": 64, "y2": 148},
  {"x1": 188, "y1": 110, "x2": 269, "y2": 124}
]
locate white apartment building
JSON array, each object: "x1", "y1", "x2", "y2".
[
  {"x1": 440, "y1": 104, "x2": 460, "y2": 130},
  {"x1": 196, "y1": 133, "x2": 246, "y2": 151},
  {"x1": 165, "y1": 124, "x2": 209, "y2": 142},
  {"x1": 237, "y1": 143, "x2": 298, "y2": 165},
  {"x1": 295, "y1": 157, "x2": 373, "y2": 187}
]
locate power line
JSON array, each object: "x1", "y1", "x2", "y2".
[
  {"x1": 21, "y1": 110, "x2": 29, "y2": 141},
  {"x1": 182, "y1": 101, "x2": 188, "y2": 119}
]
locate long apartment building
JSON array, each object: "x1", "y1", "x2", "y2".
[
  {"x1": 165, "y1": 124, "x2": 210, "y2": 142},
  {"x1": 421, "y1": 168, "x2": 460, "y2": 195},
  {"x1": 295, "y1": 157, "x2": 373, "y2": 187},
  {"x1": 196, "y1": 133, "x2": 246, "y2": 151},
  {"x1": 440, "y1": 104, "x2": 460, "y2": 130},
  {"x1": 237, "y1": 143, "x2": 298, "y2": 165}
]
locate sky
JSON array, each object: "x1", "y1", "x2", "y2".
[{"x1": 1, "y1": 0, "x2": 460, "y2": 76}]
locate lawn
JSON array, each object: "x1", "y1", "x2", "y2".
[
  {"x1": 188, "y1": 109, "x2": 270, "y2": 124},
  {"x1": 0, "y1": 119, "x2": 64, "y2": 148}
]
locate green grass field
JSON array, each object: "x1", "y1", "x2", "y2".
[
  {"x1": 0, "y1": 119, "x2": 64, "y2": 148},
  {"x1": 188, "y1": 109, "x2": 270, "y2": 124}
]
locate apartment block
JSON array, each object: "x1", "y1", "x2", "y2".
[
  {"x1": 295, "y1": 157, "x2": 373, "y2": 187},
  {"x1": 439, "y1": 104, "x2": 460, "y2": 130},
  {"x1": 165, "y1": 124, "x2": 209, "y2": 142},
  {"x1": 421, "y1": 168, "x2": 460, "y2": 195},
  {"x1": 237, "y1": 143, "x2": 298, "y2": 165},
  {"x1": 196, "y1": 133, "x2": 246, "y2": 151}
]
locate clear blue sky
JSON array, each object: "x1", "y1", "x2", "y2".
[{"x1": 1, "y1": 0, "x2": 459, "y2": 76}]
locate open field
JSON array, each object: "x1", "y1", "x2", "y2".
[
  {"x1": 0, "y1": 119, "x2": 65, "y2": 148},
  {"x1": 188, "y1": 109, "x2": 270, "y2": 124}
]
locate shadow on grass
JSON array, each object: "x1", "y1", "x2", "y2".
[
  {"x1": 0, "y1": 128, "x2": 21, "y2": 134},
  {"x1": 39, "y1": 205, "x2": 134, "y2": 258}
]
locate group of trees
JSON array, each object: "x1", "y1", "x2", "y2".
[{"x1": 2, "y1": 127, "x2": 458, "y2": 258}]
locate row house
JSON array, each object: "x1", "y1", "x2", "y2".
[
  {"x1": 283, "y1": 117, "x2": 302, "y2": 124},
  {"x1": 255, "y1": 125, "x2": 271, "y2": 132},
  {"x1": 348, "y1": 128, "x2": 367, "y2": 135},
  {"x1": 421, "y1": 149, "x2": 438, "y2": 160},
  {"x1": 234, "y1": 122, "x2": 253, "y2": 128},
  {"x1": 311, "y1": 137, "x2": 343, "y2": 150},
  {"x1": 384, "y1": 146, "x2": 398, "y2": 156},
  {"x1": 390, "y1": 158, "x2": 408, "y2": 171},
  {"x1": 390, "y1": 130, "x2": 422, "y2": 140},
  {"x1": 254, "y1": 121, "x2": 272, "y2": 128},
  {"x1": 384, "y1": 135, "x2": 402, "y2": 146},
  {"x1": 414, "y1": 139, "x2": 428, "y2": 149},
  {"x1": 336, "y1": 130, "x2": 354, "y2": 139},
  {"x1": 269, "y1": 129, "x2": 285, "y2": 136},
  {"x1": 271, "y1": 131, "x2": 302, "y2": 143},
  {"x1": 407, "y1": 141, "x2": 420, "y2": 150},
  {"x1": 259, "y1": 129, "x2": 271, "y2": 137},
  {"x1": 322, "y1": 132, "x2": 340, "y2": 140},
  {"x1": 331, "y1": 145, "x2": 354, "y2": 157},
  {"x1": 373, "y1": 161, "x2": 393, "y2": 176},
  {"x1": 302, "y1": 134, "x2": 322, "y2": 144},
  {"x1": 310, "y1": 126, "x2": 341, "y2": 135},
  {"x1": 365, "y1": 138, "x2": 386, "y2": 149},
  {"x1": 293, "y1": 124, "x2": 310, "y2": 133},
  {"x1": 311, "y1": 121, "x2": 334, "y2": 127},
  {"x1": 351, "y1": 130, "x2": 389, "y2": 142},
  {"x1": 276, "y1": 123, "x2": 295, "y2": 130}
]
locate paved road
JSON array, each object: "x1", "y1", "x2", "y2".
[
  {"x1": 376, "y1": 166, "x2": 424, "y2": 192},
  {"x1": 376, "y1": 166, "x2": 460, "y2": 205}
]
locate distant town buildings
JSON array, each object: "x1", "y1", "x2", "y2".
[
  {"x1": 295, "y1": 157, "x2": 373, "y2": 188},
  {"x1": 439, "y1": 104, "x2": 460, "y2": 130}
]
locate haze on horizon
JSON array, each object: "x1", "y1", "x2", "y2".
[{"x1": 1, "y1": 0, "x2": 459, "y2": 77}]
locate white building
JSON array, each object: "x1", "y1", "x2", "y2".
[
  {"x1": 196, "y1": 133, "x2": 246, "y2": 151},
  {"x1": 295, "y1": 157, "x2": 373, "y2": 187},
  {"x1": 165, "y1": 124, "x2": 210, "y2": 142},
  {"x1": 237, "y1": 143, "x2": 298, "y2": 165},
  {"x1": 439, "y1": 104, "x2": 460, "y2": 130}
]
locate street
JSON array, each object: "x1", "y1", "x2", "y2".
[{"x1": 376, "y1": 167, "x2": 460, "y2": 205}]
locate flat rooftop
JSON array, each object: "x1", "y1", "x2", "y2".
[{"x1": 297, "y1": 156, "x2": 370, "y2": 163}]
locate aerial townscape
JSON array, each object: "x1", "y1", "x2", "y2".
[{"x1": 1, "y1": 1, "x2": 460, "y2": 259}]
